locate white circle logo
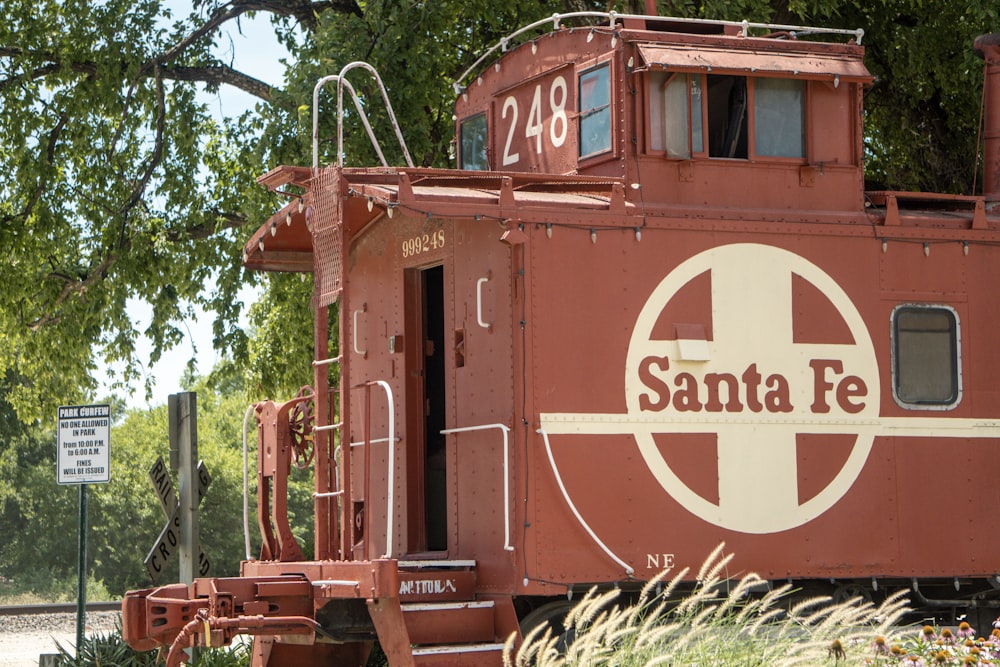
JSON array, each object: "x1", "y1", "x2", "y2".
[{"x1": 624, "y1": 244, "x2": 879, "y2": 533}]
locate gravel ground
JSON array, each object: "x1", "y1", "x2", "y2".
[{"x1": 0, "y1": 611, "x2": 119, "y2": 667}]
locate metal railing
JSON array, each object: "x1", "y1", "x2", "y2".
[
  {"x1": 453, "y1": 11, "x2": 864, "y2": 95},
  {"x1": 356, "y1": 380, "x2": 397, "y2": 559},
  {"x1": 312, "y1": 63, "x2": 414, "y2": 172},
  {"x1": 440, "y1": 423, "x2": 513, "y2": 551}
]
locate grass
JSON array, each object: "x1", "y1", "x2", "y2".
[
  {"x1": 17, "y1": 544, "x2": 1000, "y2": 666},
  {"x1": 0, "y1": 571, "x2": 112, "y2": 605},
  {"x1": 504, "y1": 543, "x2": 914, "y2": 667},
  {"x1": 53, "y1": 620, "x2": 252, "y2": 667}
]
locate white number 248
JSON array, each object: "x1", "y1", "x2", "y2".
[{"x1": 501, "y1": 76, "x2": 568, "y2": 167}]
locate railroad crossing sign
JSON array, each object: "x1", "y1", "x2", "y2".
[{"x1": 144, "y1": 455, "x2": 211, "y2": 582}]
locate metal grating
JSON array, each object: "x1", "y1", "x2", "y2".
[{"x1": 313, "y1": 166, "x2": 343, "y2": 306}]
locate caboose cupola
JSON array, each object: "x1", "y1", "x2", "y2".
[{"x1": 454, "y1": 12, "x2": 871, "y2": 216}]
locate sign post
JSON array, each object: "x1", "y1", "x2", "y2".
[
  {"x1": 56, "y1": 404, "x2": 111, "y2": 659},
  {"x1": 144, "y1": 393, "x2": 211, "y2": 589}
]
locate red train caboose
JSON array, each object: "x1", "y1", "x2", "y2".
[{"x1": 123, "y1": 8, "x2": 1000, "y2": 666}]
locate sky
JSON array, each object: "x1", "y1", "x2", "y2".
[{"x1": 97, "y1": 4, "x2": 290, "y2": 409}]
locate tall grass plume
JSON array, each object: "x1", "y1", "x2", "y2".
[{"x1": 505, "y1": 543, "x2": 911, "y2": 667}]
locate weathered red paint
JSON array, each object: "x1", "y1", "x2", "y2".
[{"x1": 124, "y1": 11, "x2": 1000, "y2": 666}]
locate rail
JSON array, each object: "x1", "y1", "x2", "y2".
[
  {"x1": 357, "y1": 380, "x2": 397, "y2": 559},
  {"x1": 440, "y1": 423, "x2": 513, "y2": 551},
  {"x1": 0, "y1": 601, "x2": 121, "y2": 616},
  {"x1": 476, "y1": 272, "x2": 492, "y2": 331},
  {"x1": 452, "y1": 11, "x2": 864, "y2": 94},
  {"x1": 312, "y1": 63, "x2": 414, "y2": 172},
  {"x1": 242, "y1": 403, "x2": 255, "y2": 560},
  {"x1": 537, "y1": 428, "x2": 634, "y2": 576}
]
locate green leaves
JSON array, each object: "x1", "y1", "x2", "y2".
[
  {"x1": 0, "y1": 0, "x2": 994, "y2": 423},
  {"x1": 0, "y1": 0, "x2": 275, "y2": 420}
]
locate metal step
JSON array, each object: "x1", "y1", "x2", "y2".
[
  {"x1": 402, "y1": 600, "x2": 496, "y2": 645},
  {"x1": 398, "y1": 559, "x2": 476, "y2": 569},
  {"x1": 411, "y1": 642, "x2": 506, "y2": 667}
]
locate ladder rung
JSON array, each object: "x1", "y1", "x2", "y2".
[
  {"x1": 313, "y1": 356, "x2": 342, "y2": 367},
  {"x1": 314, "y1": 422, "x2": 342, "y2": 432}
]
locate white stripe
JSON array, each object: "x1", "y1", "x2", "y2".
[{"x1": 540, "y1": 412, "x2": 1000, "y2": 438}]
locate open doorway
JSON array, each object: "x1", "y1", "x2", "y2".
[{"x1": 404, "y1": 264, "x2": 448, "y2": 553}]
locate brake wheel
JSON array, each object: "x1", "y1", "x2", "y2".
[{"x1": 289, "y1": 386, "x2": 315, "y2": 469}]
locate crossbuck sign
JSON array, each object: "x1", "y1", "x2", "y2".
[{"x1": 144, "y1": 455, "x2": 211, "y2": 582}]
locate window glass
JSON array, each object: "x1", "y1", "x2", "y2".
[
  {"x1": 691, "y1": 75, "x2": 704, "y2": 154},
  {"x1": 579, "y1": 64, "x2": 612, "y2": 158},
  {"x1": 754, "y1": 78, "x2": 804, "y2": 158},
  {"x1": 893, "y1": 306, "x2": 959, "y2": 407},
  {"x1": 650, "y1": 73, "x2": 705, "y2": 156},
  {"x1": 459, "y1": 113, "x2": 488, "y2": 170},
  {"x1": 663, "y1": 74, "x2": 690, "y2": 158},
  {"x1": 648, "y1": 72, "x2": 667, "y2": 152}
]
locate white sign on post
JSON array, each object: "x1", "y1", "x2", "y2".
[{"x1": 57, "y1": 404, "x2": 111, "y2": 484}]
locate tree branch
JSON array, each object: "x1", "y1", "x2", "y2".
[
  {"x1": 111, "y1": 68, "x2": 166, "y2": 253},
  {"x1": 166, "y1": 209, "x2": 248, "y2": 242},
  {"x1": 160, "y1": 63, "x2": 275, "y2": 101},
  {"x1": 27, "y1": 253, "x2": 118, "y2": 331},
  {"x1": 6, "y1": 111, "x2": 69, "y2": 226}
]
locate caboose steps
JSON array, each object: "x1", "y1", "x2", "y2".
[
  {"x1": 402, "y1": 601, "x2": 498, "y2": 645},
  {"x1": 411, "y1": 643, "x2": 506, "y2": 666},
  {"x1": 393, "y1": 561, "x2": 519, "y2": 666}
]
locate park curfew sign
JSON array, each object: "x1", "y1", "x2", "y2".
[{"x1": 57, "y1": 404, "x2": 111, "y2": 485}]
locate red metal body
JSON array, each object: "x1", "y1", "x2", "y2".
[{"x1": 123, "y1": 12, "x2": 1000, "y2": 666}]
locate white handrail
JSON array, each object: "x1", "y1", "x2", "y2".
[
  {"x1": 349, "y1": 437, "x2": 397, "y2": 447},
  {"x1": 537, "y1": 428, "x2": 634, "y2": 575},
  {"x1": 370, "y1": 380, "x2": 396, "y2": 558},
  {"x1": 313, "y1": 421, "x2": 342, "y2": 433},
  {"x1": 440, "y1": 424, "x2": 513, "y2": 551},
  {"x1": 452, "y1": 11, "x2": 864, "y2": 94},
  {"x1": 312, "y1": 75, "x2": 386, "y2": 170},
  {"x1": 476, "y1": 272, "x2": 492, "y2": 330},
  {"x1": 353, "y1": 305, "x2": 366, "y2": 356},
  {"x1": 242, "y1": 403, "x2": 256, "y2": 561},
  {"x1": 336, "y1": 62, "x2": 414, "y2": 169}
]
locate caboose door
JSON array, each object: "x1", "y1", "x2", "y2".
[{"x1": 403, "y1": 264, "x2": 449, "y2": 554}]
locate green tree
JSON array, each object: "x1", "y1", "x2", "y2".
[
  {"x1": 0, "y1": 366, "x2": 317, "y2": 597},
  {"x1": 2, "y1": 0, "x2": 997, "y2": 425}
]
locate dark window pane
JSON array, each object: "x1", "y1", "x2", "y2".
[
  {"x1": 460, "y1": 113, "x2": 488, "y2": 170},
  {"x1": 894, "y1": 307, "x2": 958, "y2": 405}
]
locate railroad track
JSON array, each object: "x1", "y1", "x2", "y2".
[{"x1": 0, "y1": 601, "x2": 121, "y2": 616}]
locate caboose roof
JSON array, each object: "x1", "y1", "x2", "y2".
[
  {"x1": 634, "y1": 43, "x2": 872, "y2": 82},
  {"x1": 243, "y1": 167, "x2": 629, "y2": 273}
]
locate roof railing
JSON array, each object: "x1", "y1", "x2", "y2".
[
  {"x1": 313, "y1": 62, "x2": 414, "y2": 172},
  {"x1": 453, "y1": 11, "x2": 864, "y2": 95}
]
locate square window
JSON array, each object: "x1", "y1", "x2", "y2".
[
  {"x1": 754, "y1": 78, "x2": 805, "y2": 158},
  {"x1": 892, "y1": 306, "x2": 960, "y2": 407}
]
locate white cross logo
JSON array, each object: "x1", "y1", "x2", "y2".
[{"x1": 541, "y1": 244, "x2": 1000, "y2": 537}]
